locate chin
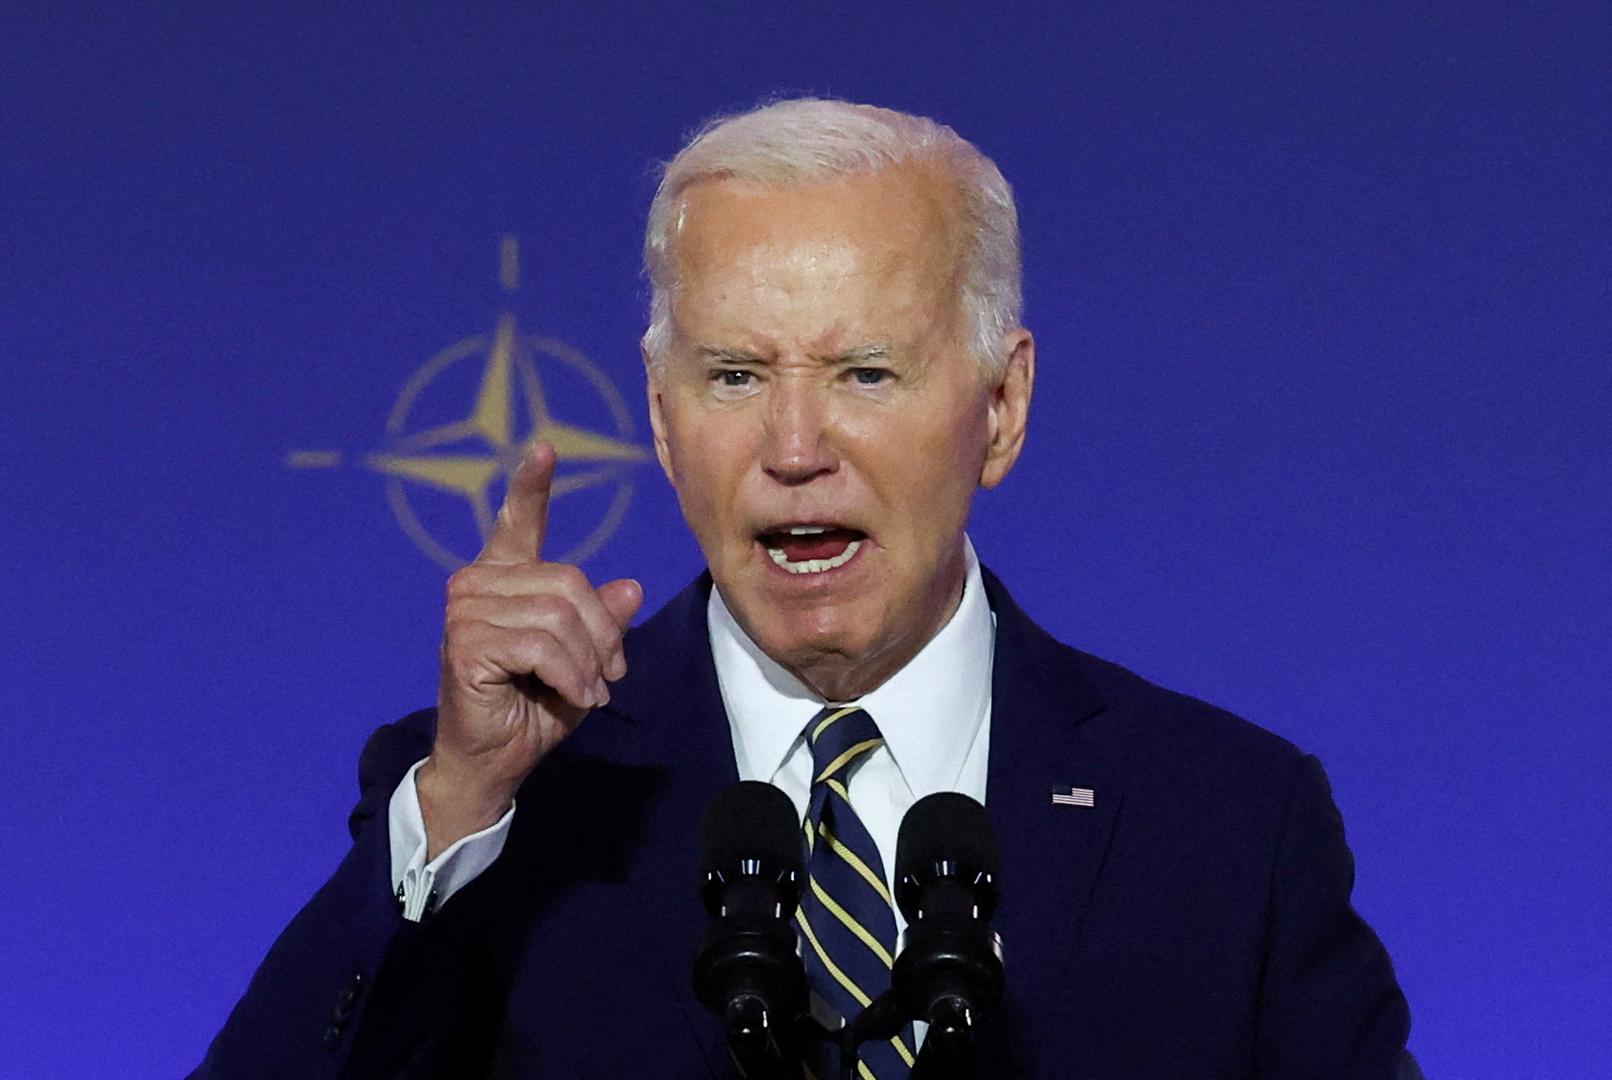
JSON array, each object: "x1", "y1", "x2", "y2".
[
  {"x1": 757, "y1": 615, "x2": 857, "y2": 662},
  {"x1": 736, "y1": 597, "x2": 852, "y2": 658}
]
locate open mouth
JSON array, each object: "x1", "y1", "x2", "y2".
[{"x1": 757, "y1": 524, "x2": 868, "y2": 575}]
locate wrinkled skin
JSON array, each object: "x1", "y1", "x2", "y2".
[
  {"x1": 647, "y1": 163, "x2": 1034, "y2": 701},
  {"x1": 423, "y1": 162, "x2": 1034, "y2": 855}
]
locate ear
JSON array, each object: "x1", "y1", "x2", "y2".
[
  {"x1": 979, "y1": 330, "x2": 1035, "y2": 490},
  {"x1": 642, "y1": 345, "x2": 678, "y2": 487}
]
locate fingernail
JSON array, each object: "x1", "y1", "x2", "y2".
[
  {"x1": 607, "y1": 652, "x2": 626, "y2": 681},
  {"x1": 594, "y1": 677, "x2": 610, "y2": 706}
]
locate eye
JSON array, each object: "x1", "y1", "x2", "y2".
[
  {"x1": 850, "y1": 367, "x2": 891, "y2": 386},
  {"x1": 708, "y1": 367, "x2": 760, "y2": 399}
]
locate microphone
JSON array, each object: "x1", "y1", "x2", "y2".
[
  {"x1": 692, "y1": 781, "x2": 810, "y2": 1078},
  {"x1": 891, "y1": 792, "x2": 1005, "y2": 1064}
]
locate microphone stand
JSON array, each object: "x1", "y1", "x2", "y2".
[
  {"x1": 838, "y1": 991, "x2": 974, "y2": 1080},
  {"x1": 717, "y1": 994, "x2": 787, "y2": 1080},
  {"x1": 838, "y1": 985, "x2": 985, "y2": 1079},
  {"x1": 722, "y1": 1009, "x2": 840, "y2": 1080}
]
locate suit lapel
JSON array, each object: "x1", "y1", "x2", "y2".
[
  {"x1": 599, "y1": 574, "x2": 740, "y2": 1076},
  {"x1": 979, "y1": 569, "x2": 1125, "y2": 1072},
  {"x1": 602, "y1": 569, "x2": 1127, "y2": 1075}
]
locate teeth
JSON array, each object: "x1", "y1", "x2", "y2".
[
  {"x1": 786, "y1": 525, "x2": 829, "y2": 535},
  {"x1": 766, "y1": 539, "x2": 861, "y2": 575}
]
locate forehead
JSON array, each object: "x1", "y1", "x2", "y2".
[{"x1": 668, "y1": 165, "x2": 965, "y2": 330}]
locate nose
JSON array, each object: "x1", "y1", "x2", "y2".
[{"x1": 760, "y1": 377, "x2": 838, "y2": 485}]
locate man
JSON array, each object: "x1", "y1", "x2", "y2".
[{"x1": 197, "y1": 99, "x2": 1412, "y2": 1078}]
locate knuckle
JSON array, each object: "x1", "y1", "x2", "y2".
[
  {"x1": 559, "y1": 609, "x2": 599, "y2": 657},
  {"x1": 494, "y1": 500, "x2": 527, "y2": 535},
  {"x1": 550, "y1": 597, "x2": 587, "y2": 629},
  {"x1": 441, "y1": 612, "x2": 474, "y2": 642},
  {"x1": 526, "y1": 630, "x2": 563, "y2": 664},
  {"x1": 545, "y1": 562, "x2": 590, "y2": 596},
  {"x1": 520, "y1": 638, "x2": 566, "y2": 681},
  {"x1": 445, "y1": 566, "x2": 481, "y2": 600}
]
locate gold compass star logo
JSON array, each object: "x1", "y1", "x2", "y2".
[{"x1": 287, "y1": 236, "x2": 650, "y2": 569}]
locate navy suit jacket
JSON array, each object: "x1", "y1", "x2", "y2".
[{"x1": 197, "y1": 568, "x2": 1411, "y2": 1078}]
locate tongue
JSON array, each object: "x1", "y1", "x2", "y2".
[{"x1": 770, "y1": 529, "x2": 862, "y2": 562}]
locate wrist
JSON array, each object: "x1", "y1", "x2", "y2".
[{"x1": 416, "y1": 756, "x2": 515, "y2": 858}]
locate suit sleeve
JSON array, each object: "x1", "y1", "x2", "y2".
[
  {"x1": 1254, "y1": 754, "x2": 1412, "y2": 1078},
  {"x1": 190, "y1": 711, "x2": 438, "y2": 1080}
]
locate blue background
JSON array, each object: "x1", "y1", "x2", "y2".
[{"x1": 3, "y1": 3, "x2": 1608, "y2": 1076}]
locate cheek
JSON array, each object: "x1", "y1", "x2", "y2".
[
  {"x1": 666, "y1": 416, "x2": 750, "y2": 527},
  {"x1": 888, "y1": 413, "x2": 988, "y2": 537},
  {"x1": 660, "y1": 395, "x2": 713, "y2": 474},
  {"x1": 909, "y1": 403, "x2": 988, "y2": 480}
]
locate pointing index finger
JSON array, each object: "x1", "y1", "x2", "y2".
[{"x1": 480, "y1": 440, "x2": 555, "y2": 565}]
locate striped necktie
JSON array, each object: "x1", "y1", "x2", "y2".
[{"x1": 796, "y1": 705, "x2": 916, "y2": 1079}]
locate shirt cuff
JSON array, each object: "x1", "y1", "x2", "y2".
[{"x1": 387, "y1": 757, "x2": 515, "y2": 922}]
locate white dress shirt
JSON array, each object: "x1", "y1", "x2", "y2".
[{"x1": 389, "y1": 538, "x2": 995, "y2": 928}]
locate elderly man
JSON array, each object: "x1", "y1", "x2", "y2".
[{"x1": 198, "y1": 100, "x2": 1411, "y2": 1078}]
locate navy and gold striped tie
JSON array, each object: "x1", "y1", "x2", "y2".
[{"x1": 796, "y1": 705, "x2": 916, "y2": 1079}]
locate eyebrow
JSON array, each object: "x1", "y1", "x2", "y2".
[
  {"x1": 694, "y1": 344, "x2": 894, "y2": 365},
  {"x1": 835, "y1": 344, "x2": 892, "y2": 365},
  {"x1": 697, "y1": 346, "x2": 765, "y2": 365}
]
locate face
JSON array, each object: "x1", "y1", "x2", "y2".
[{"x1": 647, "y1": 164, "x2": 1034, "y2": 700}]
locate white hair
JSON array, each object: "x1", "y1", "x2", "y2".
[{"x1": 641, "y1": 98, "x2": 1022, "y2": 377}]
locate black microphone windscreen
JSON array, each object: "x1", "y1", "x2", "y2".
[
  {"x1": 701, "y1": 780, "x2": 803, "y2": 873},
  {"x1": 896, "y1": 792, "x2": 999, "y2": 880}
]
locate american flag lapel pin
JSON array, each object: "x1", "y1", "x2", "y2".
[{"x1": 1051, "y1": 784, "x2": 1095, "y2": 808}]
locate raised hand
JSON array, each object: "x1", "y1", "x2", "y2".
[{"x1": 418, "y1": 441, "x2": 643, "y2": 856}]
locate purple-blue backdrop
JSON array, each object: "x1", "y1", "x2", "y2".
[{"x1": 3, "y1": 3, "x2": 1608, "y2": 1076}]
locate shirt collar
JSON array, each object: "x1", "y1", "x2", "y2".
[{"x1": 708, "y1": 537, "x2": 995, "y2": 799}]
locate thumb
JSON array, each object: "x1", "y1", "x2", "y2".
[
  {"x1": 597, "y1": 578, "x2": 644, "y2": 631},
  {"x1": 597, "y1": 579, "x2": 643, "y2": 683}
]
